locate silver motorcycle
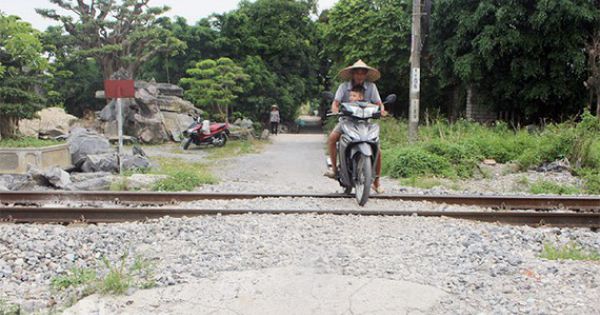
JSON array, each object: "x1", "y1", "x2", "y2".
[{"x1": 327, "y1": 95, "x2": 396, "y2": 206}]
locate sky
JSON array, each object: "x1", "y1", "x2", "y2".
[{"x1": 0, "y1": 0, "x2": 338, "y2": 31}]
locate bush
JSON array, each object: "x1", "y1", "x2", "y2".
[{"x1": 383, "y1": 147, "x2": 455, "y2": 178}]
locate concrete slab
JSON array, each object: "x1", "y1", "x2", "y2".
[
  {"x1": 0, "y1": 144, "x2": 72, "y2": 174},
  {"x1": 63, "y1": 267, "x2": 448, "y2": 315}
]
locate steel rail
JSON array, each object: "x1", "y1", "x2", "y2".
[
  {"x1": 1, "y1": 191, "x2": 599, "y2": 210},
  {"x1": 0, "y1": 206, "x2": 598, "y2": 227}
]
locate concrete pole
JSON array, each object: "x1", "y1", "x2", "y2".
[
  {"x1": 409, "y1": 0, "x2": 422, "y2": 142},
  {"x1": 116, "y1": 98, "x2": 124, "y2": 175}
]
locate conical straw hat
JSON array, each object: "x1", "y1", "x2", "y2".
[{"x1": 338, "y1": 59, "x2": 381, "y2": 82}]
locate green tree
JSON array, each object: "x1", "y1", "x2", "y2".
[
  {"x1": 0, "y1": 13, "x2": 47, "y2": 139},
  {"x1": 238, "y1": 56, "x2": 279, "y2": 121},
  {"x1": 215, "y1": 0, "x2": 320, "y2": 121},
  {"x1": 37, "y1": 0, "x2": 185, "y2": 79},
  {"x1": 322, "y1": 0, "x2": 412, "y2": 114},
  {"x1": 41, "y1": 26, "x2": 104, "y2": 116},
  {"x1": 180, "y1": 57, "x2": 249, "y2": 122},
  {"x1": 430, "y1": 0, "x2": 597, "y2": 122},
  {"x1": 140, "y1": 16, "x2": 221, "y2": 84}
]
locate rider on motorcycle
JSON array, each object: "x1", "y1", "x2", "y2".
[{"x1": 324, "y1": 59, "x2": 387, "y2": 193}]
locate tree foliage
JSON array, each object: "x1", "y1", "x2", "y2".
[
  {"x1": 179, "y1": 57, "x2": 249, "y2": 121},
  {"x1": 430, "y1": 0, "x2": 598, "y2": 121},
  {"x1": 0, "y1": 13, "x2": 47, "y2": 138},
  {"x1": 36, "y1": 0, "x2": 185, "y2": 79}
]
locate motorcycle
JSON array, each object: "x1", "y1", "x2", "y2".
[
  {"x1": 326, "y1": 94, "x2": 397, "y2": 206},
  {"x1": 181, "y1": 117, "x2": 230, "y2": 150}
]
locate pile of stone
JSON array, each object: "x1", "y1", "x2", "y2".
[
  {"x1": 18, "y1": 107, "x2": 80, "y2": 139},
  {"x1": 96, "y1": 81, "x2": 200, "y2": 144}
]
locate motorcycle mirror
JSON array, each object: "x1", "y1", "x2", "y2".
[
  {"x1": 384, "y1": 94, "x2": 397, "y2": 105},
  {"x1": 321, "y1": 92, "x2": 334, "y2": 102}
]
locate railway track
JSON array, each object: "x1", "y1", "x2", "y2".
[
  {"x1": 1, "y1": 191, "x2": 599, "y2": 227},
  {"x1": 2, "y1": 191, "x2": 600, "y2": 210}
]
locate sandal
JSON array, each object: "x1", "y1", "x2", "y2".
[
  {"x1": 323, "y1": 170, "x2": 337, "y2": 179},
  {"x1": 371, "y1": 184, "x2": 385, "y2": 194}
]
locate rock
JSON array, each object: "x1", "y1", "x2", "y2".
[
  {"x1": 18, "y1": 118, "x2": 41, "y2": 137},
  {"x1": 156, "y1": 83, "x2": 184, "y2": 97},
  {"x1": 127, "y1": 174, "x2": 168, "y2": 190},
  {"x1": 81, "y1": 153, "x2": 118, "y2": 173},
  {"x1": 0, "y1": 174, "x2": 36, "y2": 191},
  {"x1": 162, "y1": 112, "x2": 194, "y2": 142},
  {"x1": 537, "y1": 158, "x2": 571, "y2": 173},
  {"x1": 122, "y1": 155, "x2": 151, "y2": 171},
  {"x1": 240, "y1": 118, "x2": 254, "y2": 130},
  {"x1": 260, "y1": 129, "x2": 270, "y2": 140},
  {"x1": 483, "y1": 159, "x2": 497, "y2": 166},
  {"x1": 44, "y1": 167, "x2": 72, "y2": 189},
  {"x1": 38, "y1": 107, "x2": 79, "y2": 138},
  {"x1": 229, "y1": 126, "x2": 255, "y2": 140},
  {"x1": 27, "y1": 166, "x2": 50, "y2": 186},
  {"x1": 68, "y1": 128, "x2": 113, "y2": 169},
  {"x1": 156, "y1": 96, "x2": 197, "y2": 114},
  {"x1": 67, "y1": 177, "x2": 114, "y2": 191}
]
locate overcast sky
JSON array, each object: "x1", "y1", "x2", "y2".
[{"x1": 1, "y1": 0, "x2": 338, "y2": 31}]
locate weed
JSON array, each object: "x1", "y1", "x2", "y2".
[
  {"x1": 151, "y1": 157, "x2": 217, "y2": 191},
  {"x1": 51, "y1": 267, "x2": 97, "y2": 291},
  {"x1": 110, "y1": 177, "x2": 130, "y2": 191},
  {"x1": 0, "y1": 137, "x2": 61, "y2": 148},
  {"x1": 529, "y1": 180, "x2": 581, "y2": 195},
  {"x1": 399, "y1": 177, "x2": 443, "y2": 189},
  {"x1": 0, "y1": 299, "x2": 20, "y2": 315},
  {"x1": 540, "y1": 242, "x2": 600, "y2": 261},
  {"x1": 100, "y1": 255, "x2": 131, "y2": 295}
]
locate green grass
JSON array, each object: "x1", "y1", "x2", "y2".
[
  {"x1": 399, "y1": 177, "x2": 444, "y2": 189},
  {"x1": 206, "y1": 139, "x2": 265, "y2": 160},
  {"x1": 151, "y1": 157, "x2": 217, "y2": 192},
  {"x1": 375, "y1": 111, "x2": 600, "y2": 194},
  {"x1": 0, "y1": 137, "x2": 61, "y2": 148},
  {"x1": 51, "y1": 267, "x2": 97, "y2": 291},
  {"x1": 0, "y1": 299, "x2": 20, "y2": 315},
  {"x1": 540, "y1": 242, "x2": 600, "y2": 261},
  {"x1": 50, "y1": 253, "x2": 156, "y2": 297},
  {"x1": 529, "y1": 180, "x2": 581, "y2": 195}
]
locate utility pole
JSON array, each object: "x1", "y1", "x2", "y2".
[{"x1": 408, "y1": 0, "x2": 422, "y2": 142}]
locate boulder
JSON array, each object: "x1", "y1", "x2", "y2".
[
  {"x1": 44, "y1": 167, "x2": 72, "y2": 189},
  {"x1": 156, "y1": 83, "x2": 184, "y2": 97},
  {"x1": 260, "y1": 129, "x2": 270, "y2": 140},
  {"x1": 67, "y1": 177, "x2": 115, "y2": 191},
  {"x1": 122, "y1": 154, "x2": 151, "y2": 171},
  {"x1": 240, "y1": 118, "x2": 254, "y2": 130},
  {"x1": 0, "y1": 174, "x2": 36, "y2": 191},
  {"x1": 68, "y1": 128, "x2": 113, "y2": 168},
  {"x1": 537, "y1": 158, "x2": 571, "y2": 173},
  {"x1": 81, "y1": 153, "x2": 118, "y2": 173},
  {"x1": 162, "y1": 112, "x2": 194, "y2": 141},
  {"x1": 156, "y1": 95, "x2": 197, "y2": 114},
  {"x1": 18, "y1": 118, "x2": 41, "y2": 137},
  {"x1": 38, "y1": 107, "x2": 79, "y2": 138}
]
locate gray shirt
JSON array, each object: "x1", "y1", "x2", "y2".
[
  {"x1": 270, "y1": 110, "x2": 280, "y2": 123},
  {"x1": 334, "y1": 81, "x2": 382, "y2": 104}
]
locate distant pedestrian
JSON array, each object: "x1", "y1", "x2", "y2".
[{"x1": 270, "y1": 105, "x2": 280, "y2": 135}]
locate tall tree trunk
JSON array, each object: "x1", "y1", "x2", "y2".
[
  {"x1": 448, "y1": 85, "x2": 460, "y2": 123},
  {"x1": 597, "y1": 92, "x2": 600, "y2": 118},
  {"x1": 466, "y1": 85, "x2": 474, "y2": 120},
  {"x1": 0, "y1": 116, "x2": 18, "y2": 139}
]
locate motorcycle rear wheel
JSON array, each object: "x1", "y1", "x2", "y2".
[
  {"x1": 354, "y1": 154, "x2": 372, "y2": 206},
  {"x1": 213, "y1": 132, "x2": 227, "y2": 147}
]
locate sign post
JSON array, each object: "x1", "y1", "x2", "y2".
[
  {"x1": 104, "y1": 79, "x2": 135, "y2": 175},
  {"x1": 409, "y1": 0, "x2": 422, "y2": 142}
]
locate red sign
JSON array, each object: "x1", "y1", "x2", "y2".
[{"x1": 104, "y1": 80, "x2": 135, "y2": 98}]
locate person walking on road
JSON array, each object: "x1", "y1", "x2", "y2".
[{"x1": 270, "y1": 104, "x2": 281, "y2": 135}]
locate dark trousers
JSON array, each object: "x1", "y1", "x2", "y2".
[{"x1": 270, "y1": 122, "x2": 279, "y2": 135}]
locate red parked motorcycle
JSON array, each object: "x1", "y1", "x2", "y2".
[{"x1": 182, "y1": 117, "x2": 230, "y2": 150}]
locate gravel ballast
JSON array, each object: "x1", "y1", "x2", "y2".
[{"x1": 0, "y1": 214, "x2": 599, "y2": 314}]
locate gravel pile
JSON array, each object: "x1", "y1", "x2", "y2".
[{"x1": 1, "y1": 213, "x2": 598, "y2": 314}]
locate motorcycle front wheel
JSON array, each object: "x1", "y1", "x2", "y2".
[
  {"x1": 182, "y1": 137, "x2": 193, "y2": 150},
  {"x1": 354, "y1": 154, "x2": 373, "y2": 206}
]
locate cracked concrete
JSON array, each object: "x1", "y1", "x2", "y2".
[{"x1": 63, "y1": 267, "x2": 447, "y2": 314}]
